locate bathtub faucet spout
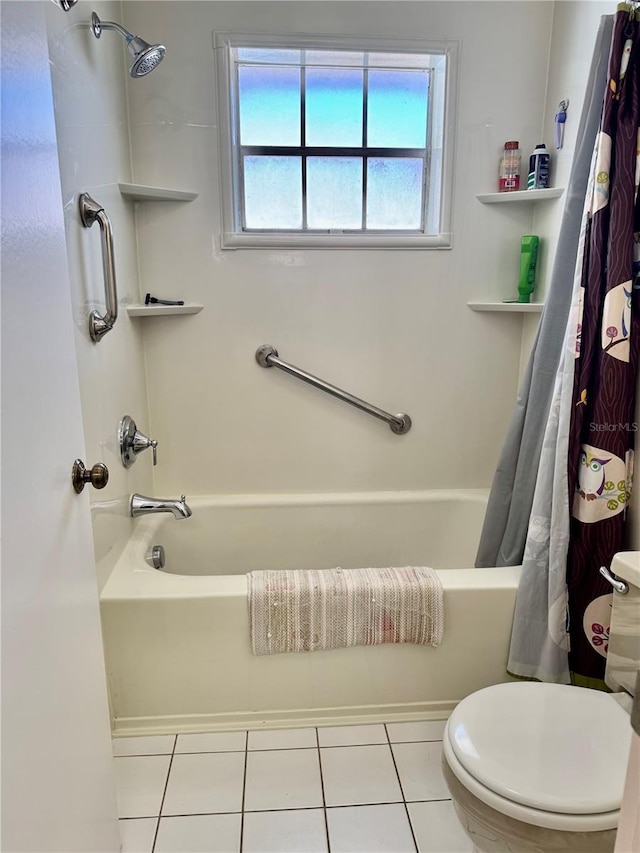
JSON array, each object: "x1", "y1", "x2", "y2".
[{"x1": 130, "y1": 493, "x2": 192, "y2": 519}]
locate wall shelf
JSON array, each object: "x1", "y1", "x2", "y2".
[
  {"x1": 468, "y1": 301, "x2": 544, "y2": 313},
  {"x1": 476, "y1": 187, "x2": 564, "y2": 204},
  {"x1": 118, "y1": 183, "x2": 198, "y2": 202},
  {"x1": 126, "y1": 304, "x2": 204, "y2": 318}
]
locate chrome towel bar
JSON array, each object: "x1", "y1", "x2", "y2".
[
  {"x1": 79, "y1": 193, "x2": 118, "y2": 342},
  {"x1": 255, "y1": 345, "x2": 411, "y2": 435}
]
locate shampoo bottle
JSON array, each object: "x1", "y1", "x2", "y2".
[{"x1": 517, "y1": 235, "x2": 540, "y2": 302}]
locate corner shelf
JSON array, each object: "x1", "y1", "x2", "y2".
[
  {"x1": 467, "y1": 302, "x2": 544, "y2": 313},
  {"x1": 118, "y1": 183, "x2": 198, "y2": 202},
  {"x1": 476, "y1": 187, "x2": 564, "y2": 204},
  {"x1": 127, "y1": 304, "x2": 204, "y2": 318}
]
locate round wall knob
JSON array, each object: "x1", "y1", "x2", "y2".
[{"x1": 72, "y1": 459, "x2": 109, "y2": 493}]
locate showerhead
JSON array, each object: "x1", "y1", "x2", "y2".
[
  {"x1": 127, "y1": 37, "x2": 166, "y2": 78},
  {"x1": 91, "y1": 12, "x2": 166, "y2": 78}
]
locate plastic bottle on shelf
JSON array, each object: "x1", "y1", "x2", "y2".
[
  {"x1": 498, "y1": 141, "x2": 521, "y2": 192},
  {"x1": 517, "y1": 235, "x2": 540, "y2": 302},
  {"x1": 527, "y1": 144, "x2": 550, "y2": 190}
]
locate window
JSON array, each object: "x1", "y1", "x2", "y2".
[{"x1": 215, "y1": 33, "x2": 457, "y2": 249}]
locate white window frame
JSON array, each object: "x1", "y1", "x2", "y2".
[{"x1": 214, "y1": 31, "x2": 458, "y2": 250}]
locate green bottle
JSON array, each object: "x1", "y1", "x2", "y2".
[{"x1": 517, "y1": 235, "x2": 539, "y2": 303}]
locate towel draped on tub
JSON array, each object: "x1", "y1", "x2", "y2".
[{"x1": 248, "y1": 566, "x2": 444, "y2": 656}]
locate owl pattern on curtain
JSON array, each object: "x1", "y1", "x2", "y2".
[{"x1": 567, "y1": 7, "x2": 640, "y2": 688}]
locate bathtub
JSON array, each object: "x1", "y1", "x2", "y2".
[{"x1": 100, "y1": 490, "x2": 520, "y2": 735}]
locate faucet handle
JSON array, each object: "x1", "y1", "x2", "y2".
[
  {"x1": 119, "y1": 415, "x2": 158, "y2": 468},
  {"x1": 135, "y1": 433, "x2": 158, "y2": 466}
]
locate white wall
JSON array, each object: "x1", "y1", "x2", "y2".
[
  {"x1": 46, "y1": 0, "x2": 638, "y2": 561},
  {"x1": 520, "y1": 0, "x2": 611, "y2": 375},
  {"x1": 123, "y1": 1, "x2": 554, "y2": 497},
  {"x1": 1, "y1": 2, "x2": 119, "y2": 848},
  {"x1": 46, "y1": 1, "x2": 153, "y2": 588},
  {"x1": 533, "y1": 0, "x2": 611, "y2": 301}
]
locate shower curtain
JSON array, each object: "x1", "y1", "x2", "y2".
[
  {"x1": 566, "y1": 7, "x2": 640, "y2": 687},
  {"x1": 476, "y1": 16, "x2": 614, "y2": 572},
  {"x1": 478, "y1": 10, "x2": 640, "y2": 686}
]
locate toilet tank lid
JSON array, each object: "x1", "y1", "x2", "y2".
[
  {"x1": 447, "y1": 682, "x2": 632, "y2": 815},
  {"x1": 611, "y1": 551, "x2": 640, "y2": 587}
]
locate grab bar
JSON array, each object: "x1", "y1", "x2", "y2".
[
  {"x1": 255, "y1": 345, "x2": 412, "y2": 435},
  {"x1": 79, "y1": 193, "x2": 118, "y2": 342}
]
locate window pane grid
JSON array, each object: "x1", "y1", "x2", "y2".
[
  {"x1": 235, "y1": 53, "x2": 432, "y2": 74},
  {"x1": 234, "y1": 49, "x2": 431, "y2": 233},
  {"x1": 237, "y1": 60, "x2": 435, "y2": 73},
  {"x1": 361, "y1": 63, "x2": 369, "y2": 230},
  {"x1": 233, "y1": 58, "x2": 249, "y2": 232},
  {"x1": 240, "y1": 153, "x2": 428, "y2": 232},
  {"x1": 300, "y1": 55, "x2": 307, "y2": 230},
  {"x1": 241, "y1": 146, "x2": 428, "y2": 157},
  {"x1": 422, "y1": 72, "x2": 436, "y2": 233}
]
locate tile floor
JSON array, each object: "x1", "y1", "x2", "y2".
[{"x1": 114, "y1": 720, "x2": 473, "y2": 853}]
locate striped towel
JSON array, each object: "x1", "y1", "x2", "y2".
[{"x1": 248, "y1": 566, "x2": 443, "y2": 656}]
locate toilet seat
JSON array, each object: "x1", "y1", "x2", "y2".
[{"x1": 443, "y1": 682, "x2": 631, "y2": 832}]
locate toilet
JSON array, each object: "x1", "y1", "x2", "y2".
[{"x1": 442, "y1": 551, "x2": 640, "y2": 853}]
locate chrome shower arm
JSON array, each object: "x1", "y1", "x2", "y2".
[{"x1": 91, "y1": 13, "x2": 131, "y2": 41}]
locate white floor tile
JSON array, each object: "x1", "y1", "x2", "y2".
[
  {"x1": 408, "y1": 801, "x2": 473, "y2": 852},
  {"x1": 392, "y1": 742, "x2": 449, "y2": 802},
  {"x1": 119, "y1": 818, "x2": 157, "y2": 853},
  {"x1": 247, "y1": 727, "x2": 316, "y2": 750},
  {"x1": 244, "y1": 749, "x2": 323, "y2": 811},
  {"x1": 114, "y1": 756, "x2": 171, "y2": 818},
  {"x1": 327, "y1": 804, "x2": 416, "y2": 853},
  {"x1": 162, "y1": 752, "x2": 245, "y2": 816},
  {"x1": 386, "y1": 721, "x2": 446, "y2": 743},
  {"x1": 155, "y1": 813, "x2": 241, "y2": 853},
  {"x1": 242, "y1": 809, "x2": 328, "y2": 852},
  {"x1": 318, "y1": 724, "x2": 387, "y2": 747},
  {"x1": 321, "y1": 745, "x2": 402, "y2": 807},
  {"x1": 113, "y1": 735, "x2": 176, "y2": 757},
  {"x1": 176, "y1": 731, "x2": 247, "y2": 753}
]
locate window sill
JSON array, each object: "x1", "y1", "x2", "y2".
[{"x1": 220, "y1": 232, "x2": 452, "y2": 250}]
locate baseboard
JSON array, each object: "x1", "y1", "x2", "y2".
[{"x1": 112, "y1": 699, "x2": 458, "y2": 737}]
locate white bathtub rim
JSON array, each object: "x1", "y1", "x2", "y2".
[
  {"x1": 100, "y1": 488, "x2": 500, "y2": 601},
  {"x1": 102, "y1": 562, "x2": 521, "y2": 601}
]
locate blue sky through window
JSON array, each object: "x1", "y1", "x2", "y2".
[
  {"x1": 367, "y1": 70, "x2": 429, "y2": 148},
  {"x1": 238, "y1": 66, "x2": 300, "y2": 146},
  {"x1": 307, "y1": 157, "x2": 363, "y2": 228},
  {"x1": 306, "y1": 69, "x2": 363, "y2": 147},
  {"x1": 244, "y1": 156, "x2": 302, "y2": 228},
  {"x1": 367, "y1": 158, "x2": 423, "y2": 229}
]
